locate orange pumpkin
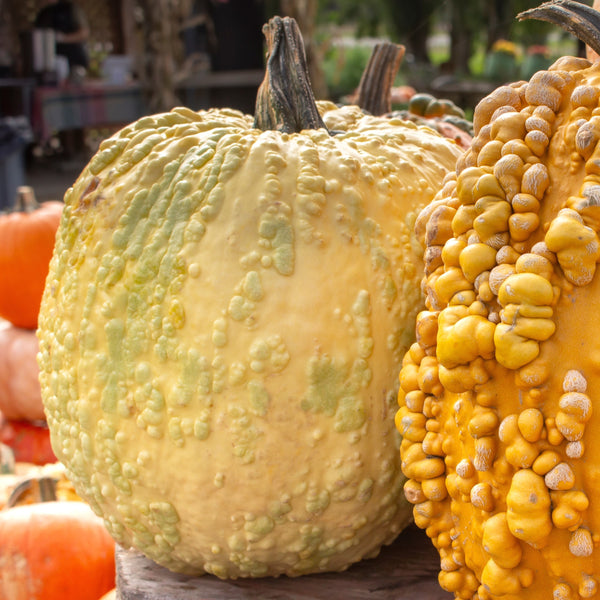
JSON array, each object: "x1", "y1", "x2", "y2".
[
  {"x1": 0, "y1": 191, "x2": 62, "y2": 329},
  {"x1": 0, "y1": 416, "x2": 56, "y2": 465},
  {"x1": 0, "y1": 501, "x2": 116, "y2": 600},
  {"x1": 0, "y1": 322, "x2": 45, "y2": 421}
]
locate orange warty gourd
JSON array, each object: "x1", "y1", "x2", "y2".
[
  {"x1": 397, "y1": 1, "x2": 600, "y2": 598},
  {"x1": 0, "y1": 191, "x2": 63, "y2": 329},
  {"x1": 0, "y1": 322, "x2": 45, "y2": 421},
  {"x1": 0, "y1": 501, "x2": 116, "y2": 600}
]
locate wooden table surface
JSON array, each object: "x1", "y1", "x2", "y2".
[{"x1": 115, "y1": 523, "x2": 453, "y2": 599}]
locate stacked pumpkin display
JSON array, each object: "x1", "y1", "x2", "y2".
[
  {"x1": 0, "y1": 188, "x2": 62, "y2": 465},
  {"x1": 0, "y1": 191, "x2": 118, "y2": 600}
]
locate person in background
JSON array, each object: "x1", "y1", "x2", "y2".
[
  {"x1": 34, "y1": 0, "x2": 89, "y2": 71},
  {"x1": 34, "y1": 1, "x2": 90, "y2": 158}
]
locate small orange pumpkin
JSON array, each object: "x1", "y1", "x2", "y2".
[
  {"x1": 0, "y1": 501, "x2": 116, "y2": 600},
  {"x1": 0, "y1": 322, "x2": 45, "y2": 421},
  {"x1": 0, "y1": 416, "x2": 56, "y2": 465},
  {"x1": 0, "y1": 189, "x2": 63, "y2": 329}
]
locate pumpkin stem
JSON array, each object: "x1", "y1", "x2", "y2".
[
  {"x1": 14, "y1": 186, "x2": 38, "y2": 214},
  {"x1": 356, "y1": 42, "x2": 406, "y2": 116},
  {"x1": 518, "y1": 0, "x2": 600, "y2": 58},
  {"x1": 6, "y1": 476, "x2": 58, "y2": 508},
  {"x1": 254, "y1": 16, "x2": 327, "y2": 133}
]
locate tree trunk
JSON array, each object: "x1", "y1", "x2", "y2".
[
  {"x1": 449, "y1": 0, "x2": 474, "y2": 76},
  {"x1": 137, "y1": 0, "x2": 183, "y2": 113}
]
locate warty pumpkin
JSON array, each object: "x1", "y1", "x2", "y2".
[
  {"x1": 0, "y1": 188, "x2": 62, "y2": 329},
  {"x1": 0, "y1": 500, "x2": 116, "y2": 600},
  {"x1": 397, "y1": 1, "x2": 600, "y2": 598},
  {"x1": 36, "y1": 16, "x2": 462, "y2": 578}
]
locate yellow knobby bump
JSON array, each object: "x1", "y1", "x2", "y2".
[
  {"x1": 568, "y1": 183, "x2": 600, "y2": 231},
  {"x1": 570, "y1": 527, "x2": 594, "y2": 557},
  {"x1": 473, "y1": 173, "x2": 506, "y2": 200},
  {"x1": 502, "y1": 139, "x2": 532, "y2": 163},
  {"x1": 493, "y1": 153, "x2": 525, "y2": 200},
  {"x1": 515, "y1": 252, "x2": 554, "y2": 280},
  {"x1": 494, "y1": 324, "x2": 541, "y2": 370},
  {"x1": 438, "y1": 358, "x2": 490, "y2": 393},
  {"x1": 468, "y1": 407, "x2": 500, "y2": 439},
  {"x1": 477, "y1": 140, "x2": 504, "y2": 167},
  {"x1": 395, "y1": 405, "x2": 426, "y2": 442},
  {"x1": 480, "y1": 558, "x2": 534, "y2": 597},
  {"x1": 401, "y1": 442, "x2": 446, "y2": 482},
  {"x1": 556, "y1": 391, "x2": 592, "y2": 442},
  {"x1": 459, "y1": 243, "x2": 498, "y2": 282},
  {"x1": 545, "y1": 208, "x2": 600, "y2": 286},
  {"x1": 563, "y1": 369, "x2": 588, "y2": 393},
  {"x1": 512, "y1": 192, "x2": 540, "y2": 213},
  {"x1": 498, "y1": 272, "x2": 554, "y2": 306},
  {"x1": 473, "y1": 86, "x2": 522, "y2": 134},
  {"x1": 545, "y1": 462, "x2": 576, "y2": 491},
  {"x1": 517, "y1": 408, "x2": 545, "y2": 443},
  {"x1": 521, "y1": 162, "x2": 550, "y2": 200},
  {"x1": 494, "y1": 272, "x2": 556, "y2": 369},
  {"x1": 433, "y1": 267, "x2": 473, "y2": 306},
  {"x1": 506, "y1": 469, "x2": 552, "y2": 547},
  {"x1": 473, "y1": 436, "x2": 497, "y2": 472},
  {"x1": 490, "y1": 110, "x2": 527, "y2": 143},
  {"x1": 415, "y1": 311, "x2": 439, "y2": 349},
  {"x1": 473, "y1": 196, "x2": 512, "y2": 241},
  {"x1": 498, "y1": 414, "x2": 540, "y2": 469},
  {"x1": 525, "y1": 70, "x2": 574, "y2": 113},
  {"x1": 482, "y1": 512, "x2": 522, "y2": 569},
  {"x1": 470, "y1": 482, "x2": 495, "y2": 512},
  {"x1": 456, "y1": 166, "x2": 490, "y2": 205},
  {"x1": 436, "y1": 306, "x2": 496, "y2": 369},
  {"x1": 452, "y1": 204, "x2": 478, "y2": 236},
  {"x1": 442, "y1": 237, "x2": 467, "y2": 268},
  {"x1": 551, "y1": 490, "x2": 589, "y2": 530}
]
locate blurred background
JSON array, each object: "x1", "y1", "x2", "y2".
[{"x1": 0, "y1": 0, "x2": 590, "y2": 205}]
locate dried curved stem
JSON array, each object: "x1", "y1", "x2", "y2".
[
  {"x1": 254, "y1": 16, "x2": 327, "y2": 133},
  {"x1": 518, "y1": 0, "x2": 600, "y2": 58},
  {"x1": 356, "y1": 42, "x2": 406, "y2": 116}
]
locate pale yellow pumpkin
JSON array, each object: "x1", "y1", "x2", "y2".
[{"x1": 37, "y1": 17, "x2": 462, "y2": 578}]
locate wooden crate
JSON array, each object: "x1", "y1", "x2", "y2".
[{"x1": 115, "y1": 523, "x2": 452, "y2": 599}]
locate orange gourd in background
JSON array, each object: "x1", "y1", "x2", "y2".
[
  {"x1": 0, "y1": 416, "x2": 56, "y2": 465},
  {"x1": 397, "y1": 1, "x2": 600, "y2": 598},
  {"x1": 0, "y1": 192, "x2": 62, "y2": 329},
  {"x1": 0, "y1": 322, "x2": 45, "y2": 421},
  {"x1": 0, "y1": 501, "x2": 116, "y2": 600}
]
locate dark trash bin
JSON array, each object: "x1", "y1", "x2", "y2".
[{"x1": 0, "y1": 116, "x2": 33, "y2": 210}]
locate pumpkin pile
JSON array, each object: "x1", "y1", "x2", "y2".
[
  {"x1": 397, "y1": 1, "x2": 600, "y2": 598},
  {"x1": 0, "y1": 187, "x2": 61, "y2": 464},
  {"x1": 36, "y1": 16, "x2": 463, "y2": 579},
  {"x1": 0, "y1": 187, "x2": 115, "y2": 600},
  {"x1": 0, "y1": 475, "x2": 116, "y2": 600}
]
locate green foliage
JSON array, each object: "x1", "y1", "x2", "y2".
[
  {"x1": 321, "y1": 44, "x2": 373, "y2": 101},
  {"x1": 317, "y1": 0, "x2": 394, "y2": 38}
]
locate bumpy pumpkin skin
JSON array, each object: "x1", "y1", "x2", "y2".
[
  {"x1": 37, "y1": 103, "x2": 461, "y2": 577},
  {"x1": 398, "y1": 56, "x2": 600, "y2": 599}
]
